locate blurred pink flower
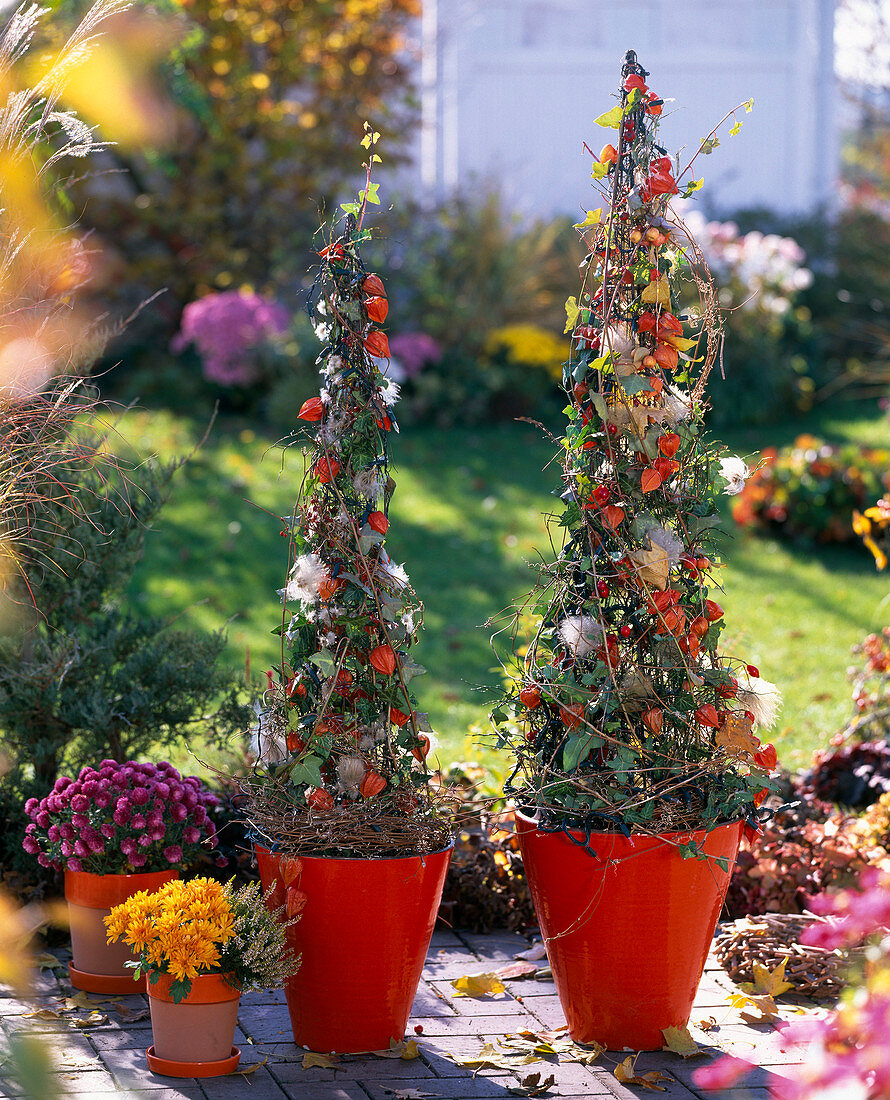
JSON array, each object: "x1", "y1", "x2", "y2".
[
  {"x1": 173, "y1": 290, "x2": 290, "y2": 386},
  {"x1": 389, "y1": 332, "x2": 442, "y2": 377}
]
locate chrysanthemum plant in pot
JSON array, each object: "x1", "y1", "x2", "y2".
[
  {"x1": 23, "y1": 760, "x2": 222, "y2": 993},
  {"x1": 491, "y1": 53, "x2": 783, "y2": 1051},
  {"x1": 105, "y1": 877, "x2": 298, "y2": 1078},
  {"x1": 241, "y1": 127, "x2": 452, "y2": 1055}
]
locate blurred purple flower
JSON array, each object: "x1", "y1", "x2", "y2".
[
  {"x1": 173, "y1": 290, "x2": 290, "y2": 387},
  {"x1": 389, "y1": 332, "x2": 442, "y2": 378}
]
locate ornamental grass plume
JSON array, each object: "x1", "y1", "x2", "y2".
[
  {"x1": 105, "y1": 877, "x2": 300, "y2": 1003},
  {"x1": 240, "y1": 126, "x2": 450, "y2": 858},
  {"x1": 492, "y1": 52, "x2": 782, "y2": 841}
]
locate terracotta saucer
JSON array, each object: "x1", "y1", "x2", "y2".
[
  {"x1": 68, "y1": 963, "x2": 145, "y2": 995},
  {"x1": 146, "y1": 1045, "x2": 241, "y2": 1078}
]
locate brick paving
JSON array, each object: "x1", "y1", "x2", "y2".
[{"x1": 0, "y1": 928, "x2": 826, "y2": 1099}]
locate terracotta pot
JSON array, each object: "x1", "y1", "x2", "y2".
[
  {"x1": 515, "y1": 812, "x2": 743, "y2": 1050},
  {"x1": 255, "y1": 842, "x2": 452, "y2": 1053},
  {"x1": 147, "y1": 971, "x2": 241, "y2": 1076},
  {"x1": 65, "y1": 868, "x2": 178, "y2": 994}
]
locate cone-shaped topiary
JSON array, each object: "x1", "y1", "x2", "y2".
[
  {"x1": 493, "y1": 53, "x2": 781, "y2": 848},
  {"x1": 244, "y1": 130, "x2": 449, "y2": 857}
]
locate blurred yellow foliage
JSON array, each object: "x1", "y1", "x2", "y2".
[{"x1": 58, "y1": 0, "x2": 421, "y2": 334}]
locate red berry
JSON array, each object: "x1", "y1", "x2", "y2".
[
  {"x1": 746, "y1": 665, "x2": 760, "y2": 678},
  {"x1": 596, "y1": 581, "x2": 610, "y2": 598},
  {"x1": 607, "y1": 423, "x2": 618, "y2": 436},
  {"x1": 414, "y1": 1025, "x2": 424, "y2": 1035},
  {"x1": 620, "y1": 624, "x2": 633, "y2": 638},
  {"x1": 593, "y1": 485, "x2": 611, "y2": 506}
]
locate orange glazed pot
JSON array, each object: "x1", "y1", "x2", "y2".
[
  {"x1": 64, "y1": 868, "x2": 178, "y2": 994},
  {"x1": 515, "y1": 812, "x2": 743, "y2": 1050},
  {"x1": 146, "y1": 971, "x2": 241, "y2": 1077},
  {"x1": 255, "y1": 842, "x2": 452, "y2": 1054}
]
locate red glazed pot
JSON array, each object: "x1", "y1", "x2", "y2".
[
  {"x1": 515, "y1": 812, "x2": 743, "y2": 1050},
  {"x1": 147, "y1": 971, "x2": 241, "y2": 1077},
  {"x1": 255, "y1": 842, "x2": 452, "y2": 1053},
  {"x1": 65, "y1": 869, "x2": 178, "y2": 994}
]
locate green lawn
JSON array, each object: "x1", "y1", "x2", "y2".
[{"x1": 118, "y1": 401, "x2": 890, "y2": 775}]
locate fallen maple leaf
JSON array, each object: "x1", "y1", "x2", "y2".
[
  {"x1": 387, "y1": 1091, "x2": 435, "y2": 1100},
  {"x1": 728, "y1": 991, "x2": 780, "y2": 1025},
  {"x1": 302, "y1": 1051, "x2": 340, "y2": 1069},
  {"x1": 696, "y1": 1016, "x2": 718, "y2": 1033},
  {"x1": 23, "y1": 1008, "x2": 61, "y2": 1021},
  {"x1": 614, "y1": 1055, "x2": 669, "y2": 1090},
  {"x1": 662, "y1": 1025, "x2": 705, "y2": 1058},
  {"x1": 738, "y1": 957, "x2": 794, "y2": 999},
  {"x1": 450, "y1": 972, "x2": 506, "y2": 998}
]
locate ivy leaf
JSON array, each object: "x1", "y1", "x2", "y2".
[
  {"x1": 360, "y1": 181, "x2": 381, "y2": 205},
  {"x1": 700, "y1": 136, "x2": 720, "y2": 155},
  {"x1": 399, "y1": 656, "x2": 427, "y2": 683},
  {"x1": 682, "y1": 178, "x2": 704, "y2": 197},
  {"x1": 590, "y1": 160, "x2": 610, "y2": 180},
  {"x1": 594, "y1": 104, "x2": 623, "y2": 129},
  {"x1": 729, "y1": 121, "x2": 743, "y2": 137},
  {"x1": 564, "y1": 295, "x2": 579, "y2": 334},
  {"x1": 291, "y1": 755, "x2": 324, "y2": 787},
  {"x1": 619, "y1": 373, "x2": 651, "y2": 396},
  {"x1": 573, "y1": 208, "x2": 602, "y2": 229},
  {"x1": 743, "y1": 97, "x2": 754, "y2": 112},
  {"x1": 360, "y1": 129, "x2": 381, "y2": 148},
  {"x1": 307, "y1": 650, "x2": 337, "y2": 678},
  {"x1": 340, "y1": 201, "x2": 360, "y2": 215},
  {"x1": 562, "y1": 735, "x2": 592, "y2": 772}
]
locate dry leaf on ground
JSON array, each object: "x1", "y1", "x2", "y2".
[
  {"x1": 614, "y1": 1054, "x2": 670, "y2": 1090},
  {"x1": 33, "y1": 953, "x2": 62, "y2": 971},
  {"x1": 728, "y1": 991, "x2": 781, "y2": 1025},
  {"x1": 450, "y1": 972, "x2": 507, "y2": 998},
  {"x1": 373, "y1": 1038, "x2": 420, "y2": 1060},
  {"x1": 493, "y1": 961, "x2": 538, "y2": 980},
  {"x1": 509, "y1": 1071, "x2": 556, "y2": 1096},
  {"x1": 738, "y1": 957, "x2": 794, "y2": 999},
  {"x1": 238, "y1": 1057, "x2": 268, "y2": 1076},
  {"x1": 302, "y1": 1051, "x2": 339, "y2": 1069},
  {"x1": 71, "y1": 1012, "x2": 108, "y2": 1028},
  {"x1": 515, "y1": 943, "x2": 548, "y2": 962},
  {"x1": 662, "y1": 1025, "x2": 705, "y2": 1058}
]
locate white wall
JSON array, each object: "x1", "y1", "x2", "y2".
[{"x1": 405, "y1": 0, "x2": 837, "y2": 219}]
